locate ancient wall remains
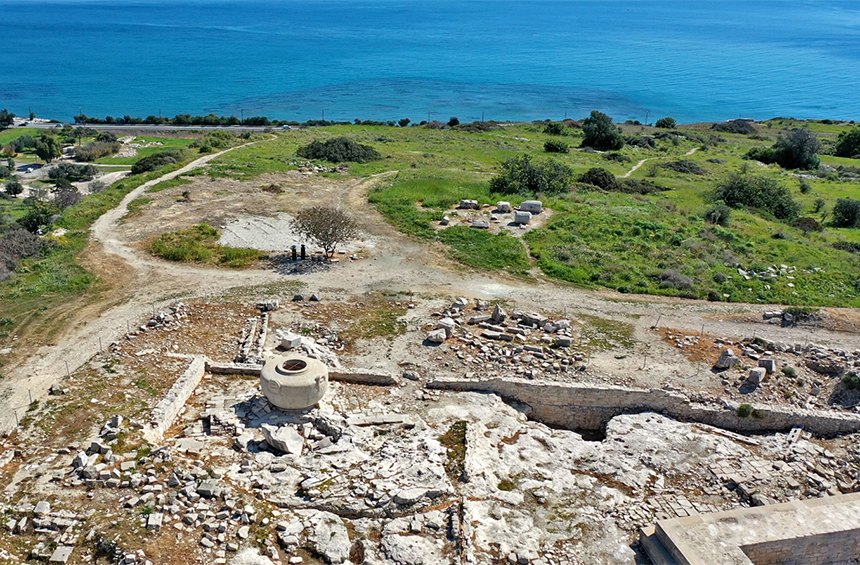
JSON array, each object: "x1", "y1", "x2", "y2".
[
  {"x1": 741, "y1": 529, "x2": 860, "y2": 565},
  {"x1": 427, "y1": 378, "x2": 860, "y2": 436}
]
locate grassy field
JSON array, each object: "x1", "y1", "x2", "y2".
[
  {"x1": 205, "y1": 119, "x2": 860, "y2": 306},
  {"x1": 95, "y1": 137, "x2": 196, "y2": 165},
  {"x1": 149, "y1": 223, "x2": 262, "y2": 268}
]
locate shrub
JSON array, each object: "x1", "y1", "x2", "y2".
[
  {"x1": 843, "y1": 373, "x2": 860, "y2": 391},
  {"x1": 489, "y1": 154, "x2": 574, "y2": 196},
  {"x1": 49, "y1": 162, "x2": 99, "y2": 181},
  {"x1": 578, "y1": 167, "x2": 618, "y2": 191},
  {"x1": 0, "y1": 228, "x2": 42, "y2": 271},
  {"x1": 746, "y1": 128, "x2": 820, "y2": 170},
  {"x1": 131, "y1": 150, "x2": 184, "y2": 174},
  {"x1": 713, "y1": 172, "x2": 800, "y2": 220},
  {"x1": 659, "y1": 160, "x2": 707, "y2": 175},
  {"x1": 781, "y1": 366, "x2": 797, "y2": 378},
  {"x1": 581, "y1": 110, "x2": 625, "y2": 151},
  {"x1": 296, "y1": 137, "x2": 381, "y2": 163},
  {"x1": 655, "y1": 116, "x2": 677, "y2": 129},
  {"x1": 833, "y1": 241, "x2": 860, "y2": 254},
  {"x1": 712, "y1": 120, "x2": 757, "y2": 135},
  {"x1": 832, "y1": 198, "x2": 860, "y2": 227},
  {"x1": 603, "y1": 152, "x2": 631, "y2": 163},
  {"x1": 74, "y1": 141, "x2": 121, "y2": 162},
  {"x1": 657, "y1": 270, "x2": 694, "y2": 290},
  {"x1": 790, "y1": 217, "x2": 823, "y2": 234},
  {"x1": 799, "y1": 178, "x2": 812, "y2": 194},
  {"x1": 19, "y1": 199, "x2": 60, "y2": 233},
  {"x1": 705, "y1": 203, "x2": 732, "y2": 226},
  {"x1": 835, "y1": 127, "x2": 860, "y2": 159},
  {"x1": 4, "y1": 178, "x2": 23, "y2": 196},
  {"x1": 447, "y1": 117, "x2": 460, "y2": 127},
  {"x1": 737, "y1": 403, "x2": 754, "y2": 418},
  {"x1": 543, "y1": 122, "x2": 565, "y2": 136},
  {"x1": 543, "y1": 140, "x2": 569, "y2": 153},
  {"x1": 625, "y1": 135, "x2": 657, "y2": 149}
]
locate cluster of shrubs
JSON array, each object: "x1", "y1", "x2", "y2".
[
  {"x1": 131, "y1": 150, "x2": 186, "y2": 174},
  {"x1": 74, "y1": 140, "x2": 121, "y2": 162},
  {"x1": 712, "y1": 120, "x2": 757, "y2": 135},
  {"x1": 0, "y1": 226, "x2": 43, "y2": 281},
  {"x1": 659, "y1": 160, "x2": 708, "y2": 175},
  {"x1": 190, "y1": 130, "x2": 240, "y2": 153},
  {"x1": 832, "y1": 198, "x2": 860, "y2": 228},
  {"x1": 48, "y1": 162, "x2": 99, "y2": 182},
  {"x1": 489, "y1": 154, "x2": 574, "y2": 196},
  {"x1": 745, "y1": 128, "x2": 820, "y2": 170},
  {"x1": 712, "y1": 172, "x2": 800, "y2": 221},
  {"x1": 296, "y1": 137, "x2": 381, "y2": 163}
]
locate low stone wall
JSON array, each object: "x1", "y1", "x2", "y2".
[
  {"x1": 741, "y1": 529, "x2": 860, "y2": 565},
  {"x1": 329, "y1": 369, "x2": 399, "y2": 386},
  {"x1": 427, "y1": 378, "x2": 860, "y2": 436},
  {"x1": 207, "y1": 361, "x2": 262, "y2": 376},
  {"x1": 143, "y1": 355, "x2": 207, "y2": 443}
]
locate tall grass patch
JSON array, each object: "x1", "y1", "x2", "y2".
[{"x1": 149, "y1": 223, "x2": 262, "y2": 268}]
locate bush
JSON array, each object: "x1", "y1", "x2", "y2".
[
  {"x1": 657, "y1": 269, "x2": 694, "y2": 290},
  {"x1": 737, "y1": 403, "x2": 754, "y2": 418},
  {"x1": 833, "y1": 240, "x2": 860, "y2": 254},
  {"x1": 655, "y1": 116, "x2": 677, "y2": 129},
  {"x1": 790, "y1": 217, "x2": 823, "y2": 234},
  {"x1": 713, "y1": 172, "x2": 801, "y2": 220},
  {"x1": 578, "y1": 167, "x2": 618, "y2": 191},
  {"x1": 543, "y1": 122, "x2": 565, "y2": 136},
  {"x1": 705, "y1": 203, "x2": 732, "y2": 226},
  {"x1": 296, "y1": 137, "x2": 381, "y2": 163},
  {"x1": 19, "y1": 199, "x2": 60, "y2": 233},
  {"x1": 659, "y1": 160, "x2": 707, "y2": 175},
  {"x1": 781, "y1": 366, "x2": 797, "y2": 378},
  {"x1": 131, "y1": 150, "x2": 184, "y2": 174},
  {"x1": 712, "y1": 120, "x2": 757, "y2": 135},
  {"x1": 0, "y1": 228, "x2": 42, "y2": 272},
  {"x1": 543, "y1": 140, "x2": 569, "y2": 153},
  {"x1": 625, "y1": 135, "x2": 657, "y2": 149},
  {"x1": 48, "y1": 162, "x2": 99, "y2": 181},
  {"x1": 746, "y1": 128, "x2": 820, "y2": 170},
  {"x1": 74, "y1": 141, "x2": 121, "y2": 162},
  {"x1": 581, "y1": 110, "x2": 625, "y2": 151},
  {"x1": 603, "y1": 152, "x2": 631, "y2": 163},
  {"x1": 799, "y1": 178, "x2": 812, "y2": 194},
  {"x1": 832, "y1": 198, "x2": 860, "y2": 227},
  {"x1": 4, "y1": 178, "x2": 23, "y2": 196},
  {"x1": 843, "y1": 373, "x2": 860, "y2": 390},
  {"x1": 835, "y1": 127, "x2": 860, "y2": 159},
  {"x1": 489, "y1": 154, "x2": 574, "y2": 196}
]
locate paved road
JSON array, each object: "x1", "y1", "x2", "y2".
[{"x1": 15, "y1": 122, "x2": 293, "y2": 133}]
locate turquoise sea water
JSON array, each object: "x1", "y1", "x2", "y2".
[{"x1": 1, "y1": 1, "x2": 860, "y2": 123}]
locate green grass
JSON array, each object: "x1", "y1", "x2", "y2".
[
  {"x1": 200, "y1": 121, "x2": 860, "y2": 305},
  {"x1": 0, "y1": 127, "x2": 40, "y2": 145},
  {"x1": 95, "y1": 137, "x2": 196, "y2": 165},
  {"x1": 149, "y1": 223, "x2": 263, "y2": 268},
  {"x1": 147, "y1": 176, "x2": 192, "y2": 193}
]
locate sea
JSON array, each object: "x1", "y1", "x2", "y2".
[{"x1": 1, "y1": 0, "x2": 860, "y2": 124}]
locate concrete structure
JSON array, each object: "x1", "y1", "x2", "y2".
[
  {"x1": 520, "y1": 200, "x2": 542, "y2": 214},
  {"x1": 261, "y1": 355, "x2": 329, "y2": 410},
  {"x1": 641, "y1": 493, "x2": 860, "y2": 565},
  {"x1": 428, "y1": 377, "x2": 860, "y2": 435},
  {"x1": 513, "y1": 210, "x2": 532, "y2": 225}
]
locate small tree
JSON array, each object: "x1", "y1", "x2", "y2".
[
  {"x1": 581, "y1": 110, "x2": 625, "y2": 151},
  {"x1": 773, "y1": 128, "x2": 820, "y2": 169},
  {"x1": 4, "y1": 178, "x2": 23, "y2": 196},
  {"x1": 835, "y1": 127, "x2": 860, "y2": 159},
  {"x1": 291, "y1": 206, "x2": 359, "y2": 260},
  {"x1": 543, "y1": 122, "x2": 565, "y2": 136},
  {"x1": 34, "y1": 134, "x2": 62, "y2": 163},
  {"x1": 655, "y1": 117, "x2": 677, "y2": 129},
  {"x1": 832, "y1": 198, "x2": 860, "y2": 228},
  {"x1": 447, "y1": 117, "x2": 460, "y2": 127},
  {"x1": 398, "y1": 118, "x2": 411, "y2": 128}
]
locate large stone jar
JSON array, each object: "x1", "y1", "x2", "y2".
[{"x1": 260, "y1": 355, "x2": 328, "y2": 410}]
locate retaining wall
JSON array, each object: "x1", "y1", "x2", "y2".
[
  {"x1": 427, "y1": 378, "x2": 860, "y2": 436},
  {"x1": 143, "y1": 355, "x2": 207, "y2": 443}
]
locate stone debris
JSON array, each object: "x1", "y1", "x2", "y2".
[{"x1": 714, "y1": 348, "x2": 740, "y2": 369}]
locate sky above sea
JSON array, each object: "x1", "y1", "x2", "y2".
[{"x1": 1, "y1": 1, "x2": 859, "y2": 123}]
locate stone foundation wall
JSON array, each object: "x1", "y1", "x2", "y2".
[
  {"x1": 427, "y1": 378, "x2": 860, "y2": 436},
  {"x1": 741, "y1": 529, "x2": 860, "y2": 565},
  {"x1": 143, "y1": 355, "x2": 207, "y2": 443}
]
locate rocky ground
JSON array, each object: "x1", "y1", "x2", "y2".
[{"x1": 2, "y1": 296, "x2": 860, "y2": 565}]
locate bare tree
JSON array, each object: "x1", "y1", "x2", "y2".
[{"x1": 291, "y1": 206, "x2": 359, "y2": 260}]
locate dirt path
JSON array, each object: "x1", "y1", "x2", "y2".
[
  {"x1": 1, "y1": 144, "x2": 856, "y2": 433},
  {"x1": 621, "y1": 146, "x2": 698, "y2": 178}
]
